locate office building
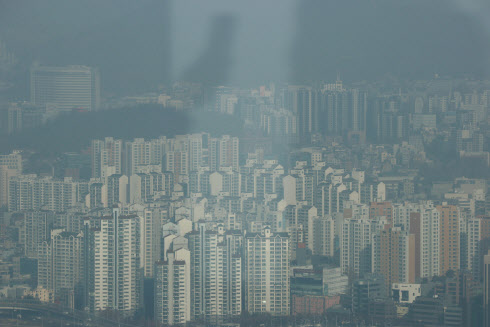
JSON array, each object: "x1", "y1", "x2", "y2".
[
  {"x1": 351, "y1": 274, "x2": 385, "y2": 315},
  {"x1": 323, "y1": 266, "x2": 349, "y2": 296},
  {"x1": 409, "y1": 296, "x2": 444, "y2": 326},
  {"x1": 290, "y1": 267, "x2": 342, "y2": 315},
  {"x1": 30, "y1": 64, "x2": 100, "y2": 112},
  {"x1": 392, "y1": 283, "x2": 421, "y2": 304}
]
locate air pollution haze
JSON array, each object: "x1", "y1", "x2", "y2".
[
  {"x1": 1, "y1": 1, "x2": 490, "y2": 326},
  {"x1": 1, "y1": 0, "x2": 489, "y2": 94}
]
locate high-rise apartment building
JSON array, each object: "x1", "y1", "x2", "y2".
[
  {"x1": 284, "y1": 204, "x2": 317, "y2": 253},
  {"x1": 317, "y1": 88, "x2": 367, "y2": 136},
  {"x1": 370, "y1": 201, "x2": 394, "y2": 226},
  {"x1": 129, "y1": 172, "x2": 172, "y2": 204},
  {"x1": 0, "y1": 151, "x2": 22, "y2": 208},
  {"x1": 31, "y1": 64, "x2": 100, "y2": 112},
  {"x1": 466, "y1": 216, "x2": 484, "y2": 279},
  {"x1": 106, "y1": 174, "x2": 128, "y2": 207},
  {"x1": 484, "y1": 250, "x2": 490, "y2": 327},
  {"x1": 188, "y1": 134, "x2": 204, "y2": 171},
  {"x1": 91, "y1": 137, "x2": 123, "y2": 179},
  {"x1": 245, "y1": 226, "x2": 290, "y2": 316},
  {"x1": 3, "y1": 102, "x2": 45, "y2": 135},
  {"x1": 165, "y1": 151, "x2": 188, "y2": 184},
  {"x1": 419, "y1": 206, "x2": 441, "y2": 278},
  {"x1": 88, "y1": 208, "x2": 140, "y2": 315},
  {"x1": 21, "y1": 211, "x2": 56, "y2": 258},
  {"x1": 372, "y1": 227, "x2": 415, "y2": 295},
  {"x1": 437, "y1": 205, "x2": 460, "y2": 276},
  {"x1": 286, "y1": 86, "x2": 316, "y2": 143},
  {"x1": 141, "y1": 208, "x2": 166, "y2": 278},
  {"x1": 312, "y1": 215, "x2": 335, "y2": 257},
  {"x1": 88, "y1": 183, "x2": 105, "y2": 208},
  {"x1": 323, "y1": 266, "x2": 349, "y2": 296},
  {"x1": 341, "y1": 218, "x2": 374, "y2": 278},
  {"x1": 188, "y1": 224, "x2": 242, "y2": 323},
  {"x1": 154, "y1": 249, "x2": 191, "y2": 326},
  {"x1": 124, "y1": 138, "x2": 164, "y2": 176},
  {"x1": 8, "y1": 175, "x2": 89, "y2": 212},
  {"x1": 38, "y1": 229, "x2": 83, "y2": 299},
  {"x1": 209, "y1": 135, "x2": 239, "y2": 172}
]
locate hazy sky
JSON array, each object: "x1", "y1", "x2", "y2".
[
  {"x1": 172, "y1": 0, "x2": 295, "y2": 83},
  {"x1": 1, "y1": 0, "x2": 489, "y2": 93}
]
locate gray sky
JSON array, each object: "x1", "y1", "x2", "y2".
[{"x1": 1, "y1": 0, "x2": 489, "y2": 93}]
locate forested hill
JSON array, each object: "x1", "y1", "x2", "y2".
[{"x1": 0, "y1": 105, "x2": 244, "y2": 154}]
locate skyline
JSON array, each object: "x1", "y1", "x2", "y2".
[{"x1": 1, "y1": 1, "x2": 490, "y2": 326}]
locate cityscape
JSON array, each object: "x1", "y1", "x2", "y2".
[{"x1": 1, "y1": 1, "x2": 490, "y2": 326}]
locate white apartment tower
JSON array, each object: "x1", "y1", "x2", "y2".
[
  {"x1": 91, "y1": 137, "x2": 123, "y2": 179},
  {"x1": 419, "y1": 207, "x2": 440, "y2": 278},
  {"x1": 245, "y1": 226, "x2": 290, "y2": 316},
  {"x1": 188, "y1": 134, "x2": 204, "y2": 171},
  {"x1": 106, "y1": 174, "x2": 128, "y2": 207},
  {"x1": 89, "y1": 208, "x2": 140, "y2": 315},
  {"x1": 188, "y1": 224, "x2": 242, "y2": 324},
  {"x1": 154, "y1": 249, "x2": 191, "y2": 325},
  {"x1": 341, "y1": 218, "x2": 373, "y2": 278},
  {"x1": 467, "y1": 217, "x2": 482, "y2": 278},
  {"x1": 124, "y1": 138, "x2": 164, "y2": 176},
  {"x1": 21, "y1": 211, "x2": 56, "y2": 258},
  {"x1": 38, "y1": 229, "x2": 83, "y2": 296},
  {"x1": 312, "y1": 215, "x2": 335, "y2": 257},
  {"x1": 8, "y1": 175, "x2": 88, "y2": 212},
  {"x1": 209, "y1": 135, "x2": 239, "y2": 172}
]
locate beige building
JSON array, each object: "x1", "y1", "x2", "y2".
[
  {"x1": 0, "y1": 151, "x2": 22, "y2": 208},
  {"x1": 436, "y1": 205, "x2": 460, "y2": 276},
  {"x1": 372, "y1": 227, "x2": 415, "y2": 295}
]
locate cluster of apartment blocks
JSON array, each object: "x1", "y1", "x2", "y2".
[
  {"x1": 21, "y1": 206, "x2": 290, "y2": 324},
  {"x1": 5, "y1": 133, "x2": 490, "y2": 324},
  {"x1": 91, "y1": 134, "x2": 239, "y2": 182},
  {"x1": 21, "y1": 197, "x2": 483, "y2": 324}
]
